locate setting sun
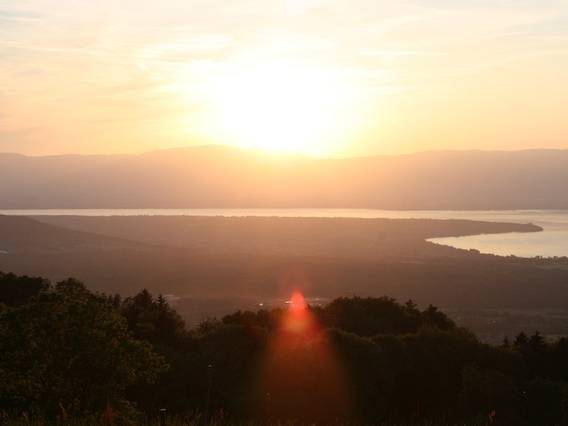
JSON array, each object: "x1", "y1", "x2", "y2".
[{"x1": 202, "y1": 60, "x2": 357, "y2": 156}]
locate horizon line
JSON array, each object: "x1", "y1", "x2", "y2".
[{"x1": 3, "y1": 144, "x2": 568, "y2": 160}]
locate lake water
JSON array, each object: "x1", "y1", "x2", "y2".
[{"x1": 1, "y1": 208, "x2": 567, "y2": 258}]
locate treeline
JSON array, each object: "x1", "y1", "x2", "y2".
[{"x1": 2, "y1": 271, "x2": 568, "y2": 425}]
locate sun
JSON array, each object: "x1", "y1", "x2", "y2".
[{"x1": 203, "y1": 60, "x2": 355, "y2": 156}]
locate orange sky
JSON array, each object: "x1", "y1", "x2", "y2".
[{"x1": 1, "y1": 0, "x2": 567, "y2": 157}]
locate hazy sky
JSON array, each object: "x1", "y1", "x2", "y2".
[{"x1": 1, "y1": 0, "x2": 567, "y2": 157}]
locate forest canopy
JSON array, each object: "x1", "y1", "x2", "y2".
[{"x1": 2, "y1": 272, "x2": 568, "y2": 425}]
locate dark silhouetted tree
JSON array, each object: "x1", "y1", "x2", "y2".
[{"x1": 0, "y1": 279, "x2": 166, "y2": 419}]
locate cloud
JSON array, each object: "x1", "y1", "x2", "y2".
[
  {"x1": 359, "y1": 49, "x2": 443, "y2": 58},
  {"x1": 0, "y1": 0, "x2": 567, "y2": 154}
]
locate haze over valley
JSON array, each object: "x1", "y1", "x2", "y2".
[{"x1": 2, "y1": 146, "x2": 568, "y2": 210}]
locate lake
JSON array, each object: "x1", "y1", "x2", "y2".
[{"x1": 1, "y1": 208, "x2": 567, "y2": 258}]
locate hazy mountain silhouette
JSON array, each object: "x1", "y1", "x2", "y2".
[{"x1": 2, "y1": 146, "x2": 568, "y2": 209}]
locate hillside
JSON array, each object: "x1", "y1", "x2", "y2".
[
  {"x1": 1, "y1": 146, "x2": 568, "y2": 209},
  {"x1": 33, "y1": 215, "x2": 541, "y2": 258},
  {"x1": 0, "y1": 215, "x2": 145, "y2": 253},
  {"x1": 2, "y1": 215, "x2": 568, "y2": 341},
  {"x1": 0, "y1": 215, "x2": 559, "y2": 309}
]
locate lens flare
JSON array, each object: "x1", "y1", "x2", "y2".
[
  {"x1": 283, "y1": 291, "x2": 311, "y2": 334},
  {"x1": 257, "y1": 291, "x2": 350, "y2": 422},
  {"x1": 289, "y1": 291, "x2": 307, "y2": 312}
]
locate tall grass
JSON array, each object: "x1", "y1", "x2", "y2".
[{"x1": 0, "y1": 417, "x2": 490, "y2": 426}]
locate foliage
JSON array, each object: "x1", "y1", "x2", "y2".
[
  {"x1": 3, "y1": 272, "x2": 568, "y2": 424},
  {"x1": 0, "y1": 278, "x2": 166, "y2": 420},
  {"x1": 0, "y1": 272, "x2": 49, "y2": 307}
]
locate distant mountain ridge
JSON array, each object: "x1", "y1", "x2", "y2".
[{"x1": 1, "y1": 146, "x2": 568, "y2": 209}]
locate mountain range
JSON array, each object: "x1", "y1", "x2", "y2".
[{"x1": 1, "y1": 146, "x2": 567, "y2": 209}]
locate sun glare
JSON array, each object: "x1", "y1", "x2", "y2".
[
  {"x1": 260, "y1": 290, "x2": 349, "y2": 419},
  {"x1": 203, "y1": 60, "x2": 356, "y2": 156}
]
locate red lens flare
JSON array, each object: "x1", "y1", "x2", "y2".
[
  {"x1": 289, "y1": 291, "x2": 307, "y2": 312},
  {"x1": 283, "y1": 291, "x2": 311, "y2": 334},
  {"x1": 257, "y1": 291, "x2": 350, "y2": 422}
]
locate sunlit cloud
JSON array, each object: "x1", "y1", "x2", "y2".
[{"x1": 0, "y1": 0, "x2": 567, "y2": 155}]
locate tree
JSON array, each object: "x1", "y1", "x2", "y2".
[
  {"x1": 421, "y1": 304, "x2": 455, "y2": 330},
  {"x1": 319, "y1": 296, "x2": 427, "y2": 336},
  {"x1": 0, "y1": 271, "x2": 49, "y2": 307},
  {"x1": 121, "y1": 290, "x2": 187, "y2": 348},
  {"x1": 458, "y1": 366, "x2": 523, "y2": 424},
  {"x1": 0, "y1": 279, "x2": 167, "y2": 419}
]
